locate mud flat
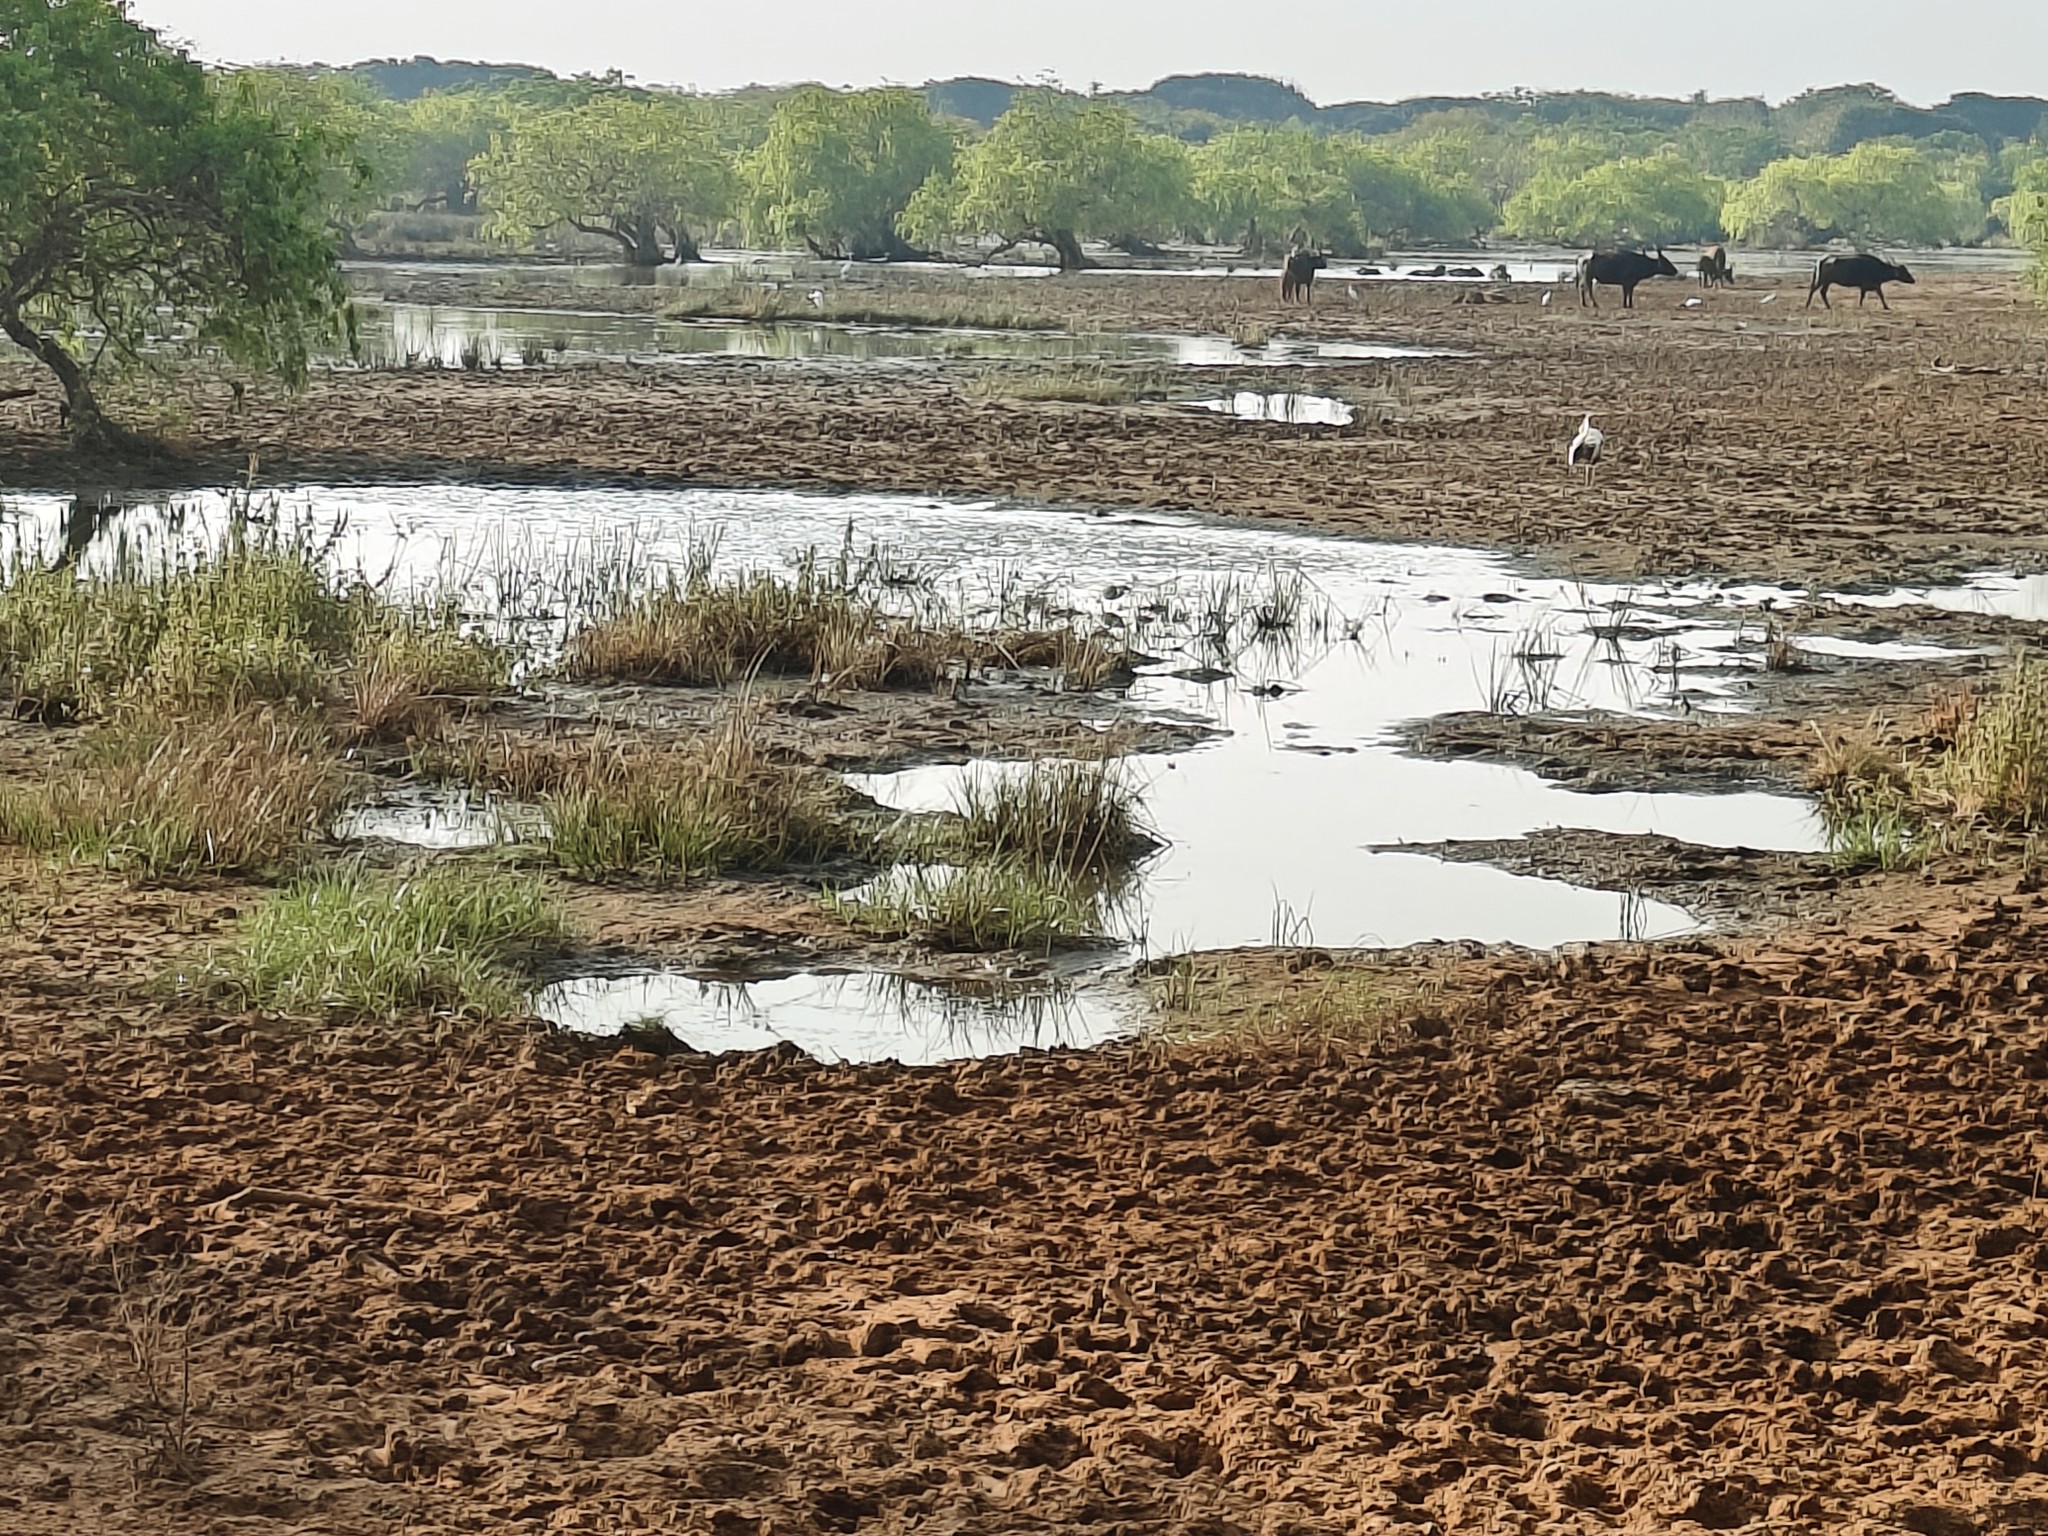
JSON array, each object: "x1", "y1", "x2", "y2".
[{"x1": 3, "y1": 263, "x2": 2048, "y2": 1533}]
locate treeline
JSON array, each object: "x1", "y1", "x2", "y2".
[{"x1": 253, "y1": 63, "x2": 2048, "y2": 267}]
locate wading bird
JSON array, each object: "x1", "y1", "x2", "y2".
[
  {"x1": 1540, "y1": 290, "x2": 1552, "y2": 307},
  {"x1": 807, "y1": 288, "x2": 825, "y2": 308},
  {"x1": 1566, "y1": 414, "x2": 1604, "y2": 484}
]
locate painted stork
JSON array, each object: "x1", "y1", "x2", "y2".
[{"x1": 1567, "y1": 414, "x2": 1604, "y2": 484}]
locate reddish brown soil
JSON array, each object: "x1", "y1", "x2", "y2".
[{"x1": 7, "y1": 861, "x2": 2048, "y2": 1533}]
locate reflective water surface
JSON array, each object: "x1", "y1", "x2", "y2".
[
  {"x1": 532, "y1": 970, "x2": 1133, "y2": 1064},
  {"x1": 6, "y1": 481, "x2": 1975, "y2": 1056}
]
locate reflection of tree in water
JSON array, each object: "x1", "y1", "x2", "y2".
[{"x1": 57, "y1": 494, "x2": 115, "y2": 569}]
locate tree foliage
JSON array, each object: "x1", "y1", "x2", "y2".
[
  {"x1": 1501, "y1": 151, "x2": 1726, "y2": 245},
  {"x1": 470, "y1": 93, "x2": 736, "y2": 264},
  {"x1": 743, "y1": 88, "x2": 955, "y2": 260},
  {"x1": 0, "y1": 0, "x2": 351, "y2": 448},
  {"x1": 1721, "y1": 143, "x2": 1979, "y2": 247},
  {"x1": 902, "y1": 93, "x2": 1193, "y2": 269}
]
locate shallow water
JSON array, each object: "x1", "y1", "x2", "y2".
[
  {"x1": 345, "y1": 304, "x2": 1449, "y2": 371},
  {"x1": 18, "y1": 481, "x2": 1971, "y2": 1056},
  {"x1": 531, "y1": 970, "x2": 1133, "y2": 1064},
  {"x1": 334, "y1": 785, "x2": 546, "y2": 849},
  {"x1": 1, "y1": 482, "x2": 1837, "y2": 958},
  {"x1": 1190, "y1": 392, "x2": 1357, "y2": 426}
]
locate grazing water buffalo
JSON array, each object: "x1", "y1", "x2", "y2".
[
  {"x1": 1280, "y1": 250, "x2": 1327, "y2": 303},
  {"x1": 1806, "y1": 253, "x2": 1914, "y2": 310},
  {"x1": 1576, "y1": 249, "x2": 1680, "y2": 309},
  {"x1": 1697, "y1": 245, "x2": 1733, "y2": 288}
]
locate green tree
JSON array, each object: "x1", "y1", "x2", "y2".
[
  {"x1": 902, "y1": 93, "x2": 1193, "y2": 270},
  {"x1": 1722, "y1": 143, "x2": 1980, "y2": 246},
  {"x1": 471, "y1": 93, "x2": 735, "y2": 264},
  {"x1": 1193, "y1": 128, "x2": 1359, "y2": 252},
  {"x1": 743, "y1": 88, "x2": 956, "y2": 260},
  {"x1": 230, "y1": 69, "x2": 404, "y2": 254},
  {"x1": 397, "y1": 91, "x2": 511, "y2": 214},
  {"x1": 1501, "y1": 151, "x2": 1726, "y2": 245},
  {"x1": 0, "y1": 1, "x2": 352, "y2": 450}
]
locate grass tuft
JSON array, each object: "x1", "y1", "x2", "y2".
[
  {"x1": 943, "y1": 759, "x2": 1155, "y2": 873},
  {"x1": 830, "y1": 862, "x2": 1113, "y2": 952},
  {"x1": 542, "y1": 712, "x2": 867, "y2": 882},
  {"x1": 0, "y1": 708, "x2": 344, "y2": 879},
  {"x1": 1812, "y1": 658, "x2": 2048, "y2": 870},
  {"x1": 199, "y1": 864, "x2": 565, "y2": 1020}
]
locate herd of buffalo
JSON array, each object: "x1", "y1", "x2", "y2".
[{"x1": 1278, "y1": 245, "x2": 1916, "y2": 310}]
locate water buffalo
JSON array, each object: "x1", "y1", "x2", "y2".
[
  {"x1": 1487, "y1": 263, "x2": 1511, "y2": 282},
  {"x1": 1280, "y1": 250, "x2": 1327, "y2": 304},
  {"x1": 1696, "y1": 245, "x2": 1733, "y2": 288},
  {"x1": 1577, "y1": 249, "x2": 1680, "y2": 309},
  {"x1": 1806, "y1": 253, "x2": 1914, "y2": 310},
  {"x1": 1408, "y1": 264, "x2": 1448, "y2": 278}
]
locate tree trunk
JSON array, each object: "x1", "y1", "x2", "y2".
[
  {"x1": 666, "y1": 225, "x2": 704, "y2": 264},
  {"x1": 0, "y1": 304, "x2": 154, "y2": 455},
  {"x1": 1049, "y1": 229, "x2": 1092, "y2": 272},
  {"x1": 626, "y1": 215, "x2": 665, "y2": 267}
]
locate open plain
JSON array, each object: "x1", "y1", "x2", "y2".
[{"x1": 6, "y1": 262, "x2": 2048, "y2": 1534}]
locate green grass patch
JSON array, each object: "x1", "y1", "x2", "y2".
[
  {"x1": 0, "y1": 541, "x2": 506, "y2": 731},
  {"x1": 566, "y1": 558, "x2": 1126, "y2": 695},
  {"x1": 544, "y1": 712, "x2": 868, "y2": 882},
  {"x1": 1813, "y1": 658, "x2": 2048, "y2": 871},
  {"x1": 966, "y1": 364, "x2": 1170, "y2": 406},
  {"x1": 830, "y1": 861, "x2": 1114, "y2": 952},
  {"x1": 200, "y1": 864, "x2": 566, "y2": 1020},
  {"x1": 937, "y1": 759, "x2": 1156, "y2": 873}
]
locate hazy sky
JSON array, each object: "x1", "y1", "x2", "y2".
[{"x1": 129, "y1": 0, "x2": 2048, "y2": 107}]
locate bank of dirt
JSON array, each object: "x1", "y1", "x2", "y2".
[
  {"x1": 7, "y1": 863, "x2": 2048, "y2": 1533},
  {"x1": 3, "y1": 272, "x2": 2044, "y2": 588}
]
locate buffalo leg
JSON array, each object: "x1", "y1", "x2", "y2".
[{"x1": 1876, "y1": 287, "x2": 1890, "y2": 310}]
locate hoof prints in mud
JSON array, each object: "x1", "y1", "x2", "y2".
[{"x1": 10, "y1": 900, "x2": 2048, "y2": 1532}]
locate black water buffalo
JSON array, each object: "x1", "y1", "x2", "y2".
[
  {"x1": 1280, "y1": 250, "x2": 1327, "y2": 303},
  {"x1": 1806, "y1": 253, "x2": 1914, "y2": 310},
  {"x1": 1697, "y1": 245, "x2": 1733, "y2": 288},
  {"x1": 1576, "y1": 249, "x2": 1680, "y2": 309}
]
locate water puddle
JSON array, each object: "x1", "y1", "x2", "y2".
[
  {"x1": 1190, "y1": 392, "x2": 1356, "y2": 426},
  {"x1": 531, "y1": 970, "x2": 1133, "y2": 1064},
  {"x1": 343, "y1": 304, "x2": 1450, "y2": 371},
  {"x1": 334, "y1": 785, "x2": 545, "y2": 849},
  {"x1": 1835, "y1": 573, "x2": 2048, "y2": 623},
  {"x1": 2, "y1": 483, "x2": 1878, "y2": 971}
]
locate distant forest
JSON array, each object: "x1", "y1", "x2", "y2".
[
  {"x1": 262, "y1": 59, "x2": 2048, "y2": 262},
  {"x1": 343, "y1": 59, "x2": 2048, "y2": 153}
]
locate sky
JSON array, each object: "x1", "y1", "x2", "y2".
[{"x1": 128, "y1": 0, "x2": 2048, "y2": 107}]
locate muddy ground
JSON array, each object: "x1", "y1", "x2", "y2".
[
  {"x1": 5, "y1": 269, "x2": 2045, "y2": 587},
  {"x1": 4, "y1": 264, "x2": 2048, "y2": 1532},
  {"x1": 8, "y1": 861, "x2": 2048, "y2": 1534}
]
